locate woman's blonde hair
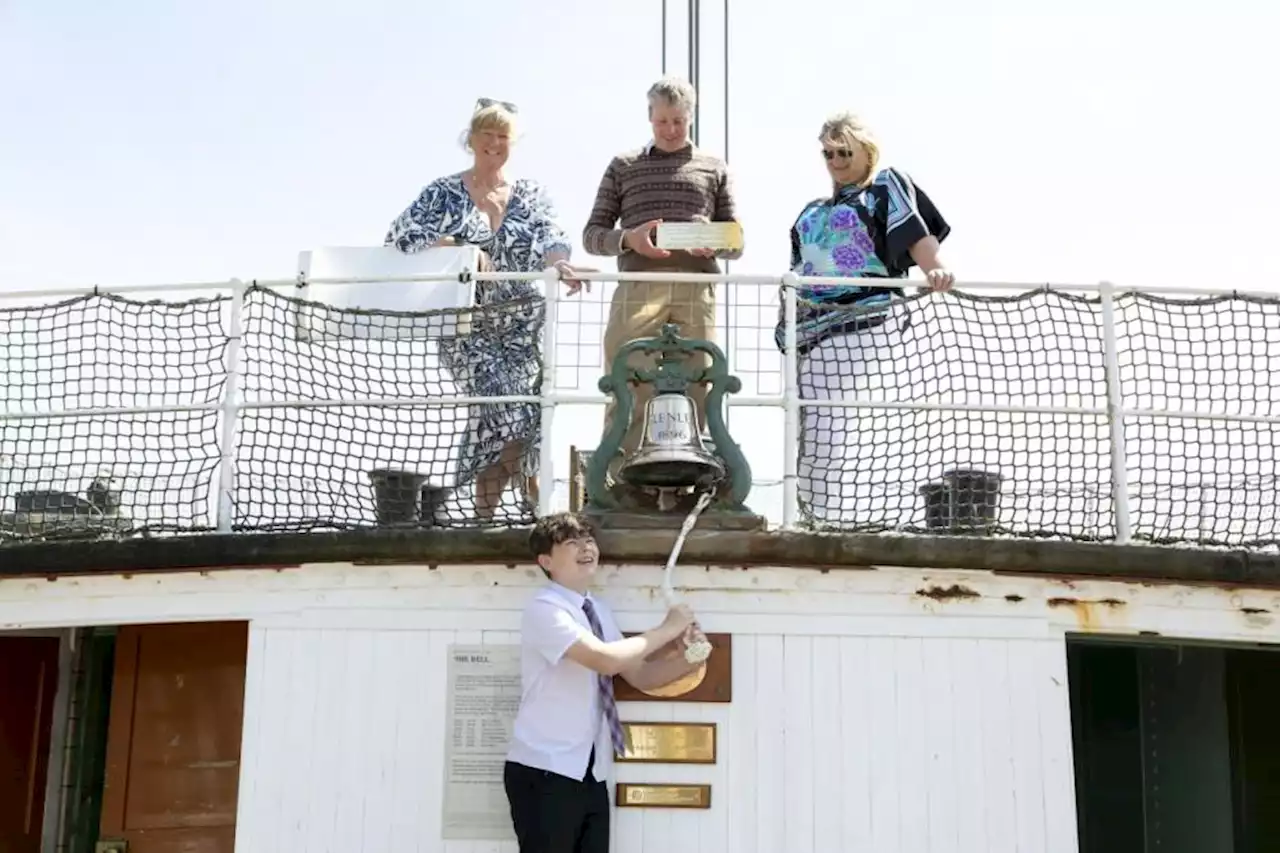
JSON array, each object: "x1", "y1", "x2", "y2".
[
  {"x1": 819, "y1": 111, "x2": 880, "y2": 188},
  {"x1": 461, "y1": 101, "x2": 518, "y2": 152}
]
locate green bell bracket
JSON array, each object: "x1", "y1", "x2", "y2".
[{"x1": 585, "y1": 323, "x2": 753, "y2": 513}]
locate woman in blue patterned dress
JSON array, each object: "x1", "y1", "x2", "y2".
[
  {"x1": 774, "y1": 112, "x2": 955, "y2": 525},
  {"x1": 385, "y1": 99, "x2": 588, "y2": 522}
]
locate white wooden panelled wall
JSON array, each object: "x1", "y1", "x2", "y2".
[
  {"x1": 235, "y1": 627, "x2": 1074, "y2": 853},
  {"x1": 6, "y1": 560, "x2": 1280, "y2": 853}
]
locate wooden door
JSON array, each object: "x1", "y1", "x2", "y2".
[
  {"x1": 99, "y1": 622, "x2": 248, "y2": 853},
  {"x1": 0, "y1": 636, "x2": 60, "y2": 853}
]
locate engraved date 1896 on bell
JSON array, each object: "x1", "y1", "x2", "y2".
[{"x1": 619, "y1": 391, "x2": 725, "y2": 491}]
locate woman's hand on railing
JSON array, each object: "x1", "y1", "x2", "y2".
[
  {"x1": 553, "y1": 259, "x2": 598, "y2": 296},
  {"x1": 925, "y1": 268, "x2": 955, "y2": 291}
]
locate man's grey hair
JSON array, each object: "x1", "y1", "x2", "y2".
[{"x1": 647, "y1": 75, "x2": 697, "y2": 114}]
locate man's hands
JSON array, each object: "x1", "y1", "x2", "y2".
[
  {"x1": 685, "y1": 215, "x2": 717, "y2": 258},
  {"x1": 573, "y1": 212, "x2": 727, "y2": 297},
  {"x1": 622, "y1": 219, "x2": 672, "y2": 259},
  {"x1": 623, "y1": 217, "x2": 720, "y2": 258}
]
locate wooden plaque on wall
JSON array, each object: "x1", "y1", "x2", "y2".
[{"x1": 613, "y1": 632, "x2": 731, "y2": 703}]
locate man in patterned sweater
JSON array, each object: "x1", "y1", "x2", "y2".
[{"x1": 581, "y1": 76, "x2": 744, "y2": 474}]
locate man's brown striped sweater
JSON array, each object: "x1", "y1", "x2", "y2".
[{"x1": 581, "y1": 143, "x2": 743, "y2": 274}]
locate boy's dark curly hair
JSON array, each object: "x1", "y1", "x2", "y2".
[{"x1": 528, "y1": 512, "x2": 596, "y2": 567}]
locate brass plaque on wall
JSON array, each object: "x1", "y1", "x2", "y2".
[
  {"x1": 613, "y1": 633, "x2": 732, "y2": 703},
  {"x1": 616, "y1": 783, "x2": 712, "y2": 809},
  {"x1": 618, "y1": 722, "x2": 716, "y2": 763}
]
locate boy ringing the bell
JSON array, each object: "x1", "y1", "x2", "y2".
[{"x1": 504, "y1": 512, "x2": 702, "y2": 853}]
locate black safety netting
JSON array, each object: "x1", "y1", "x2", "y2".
[
  {"x1": 791, "y1": 288, "x2": 1115, "y2": 540},
  {"x1": 232, "y1": 286, "x2": 544, "y2": 531},
  {"x1": 1116, "y1": 292, "x2": 1280, "y2": 548},
  {"x1": 0, "y1": 292, "x2": 227, "y2": 541},
  {"x1": 3, "y1": 284, "x2": 1277, "y2": 549}
]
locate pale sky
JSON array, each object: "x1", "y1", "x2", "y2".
[{"x1": 1, "y1": 0, "x2": 1277, "y2": 535}]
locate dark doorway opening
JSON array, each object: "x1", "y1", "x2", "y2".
[{"x1": 1068, "y1": 638, "x2": 1280, "y2": 853}]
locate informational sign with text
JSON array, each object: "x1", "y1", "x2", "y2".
[{"x1": 441, "y1": 644, "x2": 522, "y2": 841}]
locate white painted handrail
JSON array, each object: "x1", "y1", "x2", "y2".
[{"x1": 0, "y1": 268, "x2": 1275, "y2": 546}]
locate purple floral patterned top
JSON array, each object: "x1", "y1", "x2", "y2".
[{"x1": 774, "y1": 167, "x2": 950, "y2": 355}]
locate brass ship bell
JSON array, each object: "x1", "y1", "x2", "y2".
[{"x1": 619, "y1": 390, "x2": 725, "y2": 489}]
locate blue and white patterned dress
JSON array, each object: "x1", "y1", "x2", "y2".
[{"x1": 384, "y1": 174, "x2": 572, "y2": 496}]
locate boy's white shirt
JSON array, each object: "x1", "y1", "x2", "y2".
[{"x1": 506, "y1": 582, "x2": 623, "y2": 781}]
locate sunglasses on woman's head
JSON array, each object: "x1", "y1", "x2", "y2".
[
  {"x1": 822, "y1": 147, "x2": 855, "y2": 160},
  {"x1": 475, "y1": 97, "x2": 518, "y2": 114}
]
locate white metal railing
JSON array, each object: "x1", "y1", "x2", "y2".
[{"x1": 2, "y1": 268, "x2": 1279, "y2": 547}]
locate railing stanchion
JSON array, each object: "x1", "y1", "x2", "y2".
[
  {"x1": 537, "y1": 268, "x2": 561, "y2": 518},
  {"x1": 216, "y1": 279, "x2": 245, "y2": 534},
  {"x1": 781, "y1": 272, "x2": 801, "y2": 529},
  {"x1": 1099, "y1": 280, "x2": 1133, "y2": 544}
]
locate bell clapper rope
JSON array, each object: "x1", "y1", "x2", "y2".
[{"x1": 662, "y1": 489, "x2": 716, "y2": 664}]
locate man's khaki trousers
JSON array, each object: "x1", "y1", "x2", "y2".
[{"x1": 600, "y1": 277, "x2": 716, "y2": 477}]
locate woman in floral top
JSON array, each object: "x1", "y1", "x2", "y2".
[
  {"x1": 774, "y1": 112, "x2": 955, "y2": 524},
  {"x1": 385, "y1": 99, "x2": 588, "y2": 523}
]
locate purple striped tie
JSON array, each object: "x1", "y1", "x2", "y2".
[{"x1": 581, "y1": 598, "x2": 627, "y2": 756}]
